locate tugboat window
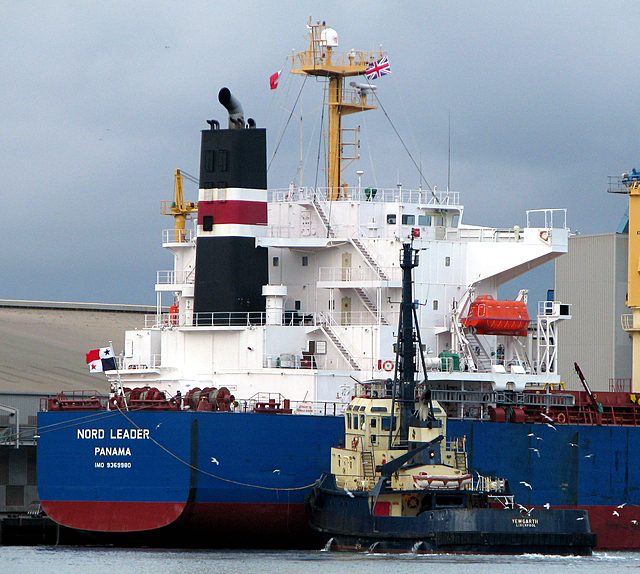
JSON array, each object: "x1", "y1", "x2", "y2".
[
  {"x1": 203, "y1": 216, "x2": 213, "y2": 232},
  {"x1": 402, "y1": 214, "x2": 415, "y2": 225},
  {"x1": 273, "y1": 256, "x2": 279, "y2": 267},
  {"x1": 302, "y1": 256, "x2": 309, "y2": 266},
  {"x1": 381, "y1": 416, "x2": 397, "y2": 431},
  {"x1": 418, "y1": 215, "x2": 432, "y2": 226},
  {"x1": 387, "y1": 214, "x2": 396, "y2": 224}
]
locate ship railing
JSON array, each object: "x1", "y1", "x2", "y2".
[
  {"x1": 443, "y1": 436, "x2": 466, "y2": 453},
  {"x1": 447, "y1": 227, "x2": 521, "y2": 243},
  {"x1": 162, "y1": 228, "x2": 195, "y2": 244},
  {"x1": 610, "y1": 378, "x2": 632, "y2": 392},
  {"x1": 156, "y1": 269, "x2": 195, "y2": 286},
  {"x1": 118, "y1": 355, "x2": 162, "y2": 371},
  {"x1": 146, "y1": 310, "x2": 392, "y2": 329},
  {"x1": 268, "y1": 186, "x2": 459, "y2": 206},
  {"x1": 431, "y1": 389, "x2": 576, "y2": 411},
  {"x1": 526, "y1": 208, "x2": 568, "y2": 230},
  {"x1": 292, "y1": 47, "x2": 383, "y2": 70},
  {"x1": 240, "y1": 393, "x2": 348, "y2": 416},
  {"x1": 318, "y1": 266, "x2": 401, "y2": 282},
  {"x1": 475, "y1": 474, "x2": 508, "y2": 494}
]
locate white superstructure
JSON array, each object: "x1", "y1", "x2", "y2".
[{"x1": 112, "y1": 185, "x2": 569, "y2": 409}]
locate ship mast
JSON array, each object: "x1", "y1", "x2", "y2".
[{"x1": 290, "y1": 20, "x2": 384, "y2": 200}]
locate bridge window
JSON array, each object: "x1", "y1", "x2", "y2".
[
  {"x1": 387, "y1": 214, "x2": 396, "y2": 224},
  {"x1": 402, "y1": 214, "x2": 415, "y2": 225},
  {"x1": 418, "y1": 215, "x2": 432, "y2": 226}
]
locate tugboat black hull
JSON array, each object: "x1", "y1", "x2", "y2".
[{"x1": 308, "y1": 474, "x2": 597, "y2": 555}]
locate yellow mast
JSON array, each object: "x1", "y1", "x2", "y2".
[
  {"x1": 160, "y1": 169, "x2": 198, "y2": 242},
  {"x1": 290, "y1": 20, "x2": 384, "y2": 200}
]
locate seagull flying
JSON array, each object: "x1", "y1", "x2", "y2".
[
  {"x1": 541, "y1": 413, "x2": 553, "y2": 422},
  {"x1": 155, "y1": 423, "x2": 162, "y2": 430},
  {"x1": 576, "y1": 516, "x2": 585, "y2": 521},
  {"x1": 344, "y1": 487, "x2": 355, "y2": 498},
  {"x1": 585, "y1": 454, "x2": 595, "y2": 458},
  {"x1": 568, "y1": 442, "x2": 579, "y2": 447},
  {"x1": 617, "y1": 503, "x2": 628, "y2": 508},
  {"x1": 633, "y1": 520, "x2": 638, "y2": 525},
  {"x1": 545, "y1": 423, "x2": 557, "y2": 431},
  {"x1": 527, "y1": 433, "x2": 534, "y2": 437},
  {"x1": 529, "y1": 448, "x2": 540, "y2": 457},
  {"x1": 544, "y1": 503, "x2": 551, "y2": 510},
  {"x1": 211, "y1": 457, "x2": 219, "y2": 465},
  {"x1": 273, "y1": 469, "x2": 281, "y2": 474},
  {"x1": 613, "y1": 511, "x2": 620, "y2": 517},
  {"x1": 517, "y1": 504, "x2": 532, "y2": 515},
  {"x1": 520, "y1": 481, "x2": 533, "y2": 490}
]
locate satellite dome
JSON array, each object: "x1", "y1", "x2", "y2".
[{"x1": 321, "y1": 28, "x2": 339, "y2": 47}]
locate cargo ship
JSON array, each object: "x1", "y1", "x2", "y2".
[{"x1": 37, "y1": 20, "x2": 640, "y2": 550}]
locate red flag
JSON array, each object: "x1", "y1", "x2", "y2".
[{"x1": 270, "y1": 70, "x2": 282, "y2": 90}]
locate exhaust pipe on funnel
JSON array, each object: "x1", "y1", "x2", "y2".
[{"x1": 218, "y1": 87, "x2": 245, "y2": 129}]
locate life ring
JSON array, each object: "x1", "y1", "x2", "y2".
[
  {"x1": 352, "y1": 436, "x2": 359, "y2": 449},
  {"x1": 540, "y1": 230, "x2": 549, "y2": 242},
  {"x1": 382, "y1": 360, "x2": 394, "y2": 372},
  {"x1": 556, "y1": 412, "x2": 567, "y2": 424},
  {"x1": 406, "y1": 496, "x2": 419, "y2": 509}
]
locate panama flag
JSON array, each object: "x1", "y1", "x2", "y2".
[
  {"x1": 269, "y1": 69, "x2": 282, "y2": 90},
  {"x1": 86, "y1": 347, "x2": 117, "y2": 373}
]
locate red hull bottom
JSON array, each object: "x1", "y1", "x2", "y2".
[
  {"x1": 40, "y1": 500, "x2": 187, "y2": 532},
  {"x1": 587, "y1": 505, "x2": 640, "y2": 550}
]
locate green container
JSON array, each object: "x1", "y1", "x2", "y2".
[{"x1": 439, "y1": 351, "x2": 460, "y2": 371}]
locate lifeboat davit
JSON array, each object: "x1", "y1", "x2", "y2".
[{"x1": 461, "y1": 295, "x2": 530, "y2": 337}]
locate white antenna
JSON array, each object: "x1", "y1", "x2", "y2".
[{"x1": 447, "y1": 110, "x2": 451, "y2": 192}]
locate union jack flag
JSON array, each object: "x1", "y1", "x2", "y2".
[{"x1": 365, "y1": 56, "x2": 391, "y2": 80}]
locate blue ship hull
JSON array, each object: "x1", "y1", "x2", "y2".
[{"x1": 37, "y1": 411, "x2": 640, "y2": 549}]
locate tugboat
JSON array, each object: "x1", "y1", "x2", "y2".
[{"x1": 307, "y1": 241, "x2": 597, "y2": 555}]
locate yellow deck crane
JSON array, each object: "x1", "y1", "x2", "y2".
[{"x1": 160, "y1": 169, "x2": 198, "y2": 242}]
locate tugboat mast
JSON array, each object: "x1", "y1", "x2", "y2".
[
  {"x1": 398, "y1": 241, "x2": 419, "y2": 444},
  {"x1": 290, "y1": 20, "x2": 384, "y2": 199}
]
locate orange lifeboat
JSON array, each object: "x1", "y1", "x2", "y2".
[{"x1": 461, "y1": 295, "x2": 530, "y2": 336}]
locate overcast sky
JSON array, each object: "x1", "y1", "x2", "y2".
[{"x1": 1, "y1": 1, "x2": 634, "y2": 305}]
